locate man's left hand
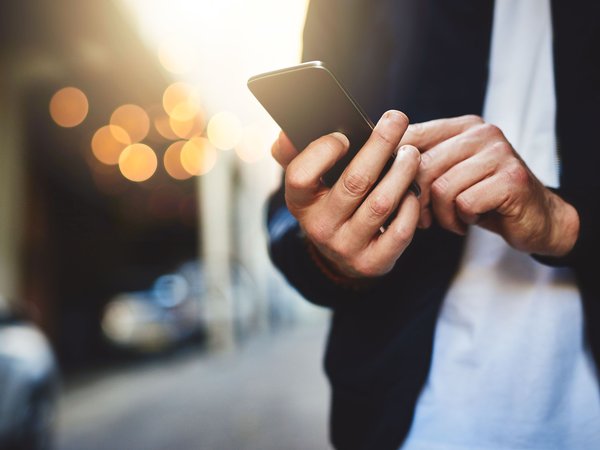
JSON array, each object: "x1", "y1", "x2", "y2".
[{"x1": 402, "y1": 115, "x2": 579, "y2": 257}]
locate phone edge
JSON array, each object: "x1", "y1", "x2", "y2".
[{"x1": 247, "y1": 61, "x2": 375, "y2": 130}]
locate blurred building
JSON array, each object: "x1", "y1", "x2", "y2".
[
  {"x1": 1, "y1": 0, "x2": 321, "y2": 374},
  {"x1": 0, "y1": 0, "x2": 199, "y2": 368}
]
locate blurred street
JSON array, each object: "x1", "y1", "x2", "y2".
[{"x1": 56, "y1": 322, "x2": 331, "y2": 450}]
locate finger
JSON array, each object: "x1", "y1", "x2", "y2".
[
  {"x1": 271, "y1": 132, "x2": 299, "y2": 169},
  {"x1": 285, "y1": 132, "x2": 349, "y2": 208},
  {"x1": 454, "y1": 172, "x2": 515, "y2": 225},
  {"x1": 345, "y1": 145, "x2": 420, "y2": 248},
  {"x1": 367, "y1": 189, "x2": 420, "y2": 270},
  {"x1": 327, "y1": 110, "x2": 409, "y2": 220},
  {"x1": 417, "y1": 207, "x2": 433, "y2": 229},
  {"x1": 429, "y1": 148, "x2": 501, "y2": 235},
  {"x1": 400, "y1": 114, "x2": 484, "y2": 151},
  {"x1": 415, "y1": 124, "x2": 494, "y2": 209}
]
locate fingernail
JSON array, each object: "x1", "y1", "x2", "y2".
[
  {"x1": 399, "y1": 144, "x2": 420, "y2": 159},
  {"x1": 380, "y1": 110, "x2": 408, "y2": 126},
  {"x1": 330, "y1": 132, "x2": 349, "y2": 146}
]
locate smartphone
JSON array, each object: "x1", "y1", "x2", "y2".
[{"x1": 248, "y1": 61, "x2": 389, "y2": 187}]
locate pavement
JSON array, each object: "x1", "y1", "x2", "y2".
[{"x1": 55, "y1": 323, "x2": 332, "y2": 450}]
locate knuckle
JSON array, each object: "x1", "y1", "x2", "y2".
[
  {"x1": 419, "y1": 149, "x2": 436, "y2": 172},
  {"x1": 431, "y1": 176, "x2": 450, "y2": 199},
  {"x1": 367, "y1": 194, "x2": 394, "y2": 220},
  {"x1": 351, "y1": 257, "x2": 379, "y2": 278},
  {"x1": 455, "y1": 193, "x2": 474, "y2": 215},
  {"x1": 391, "y1": 223, "x2": 415, "y2": 248},
  {"x1": 342, "y1": 171, "x2": 372, "y2": 197},
  {"x1": 304, "y1": 218, "x2": 332, "y2": 246},
  {"x1": 372, "y1": 126, "x2": 398, "y2": 147},
  {"x1": 408, "y1": 121, "x2": 425, "y2": 140},
  {"x1": 285, "y1": 163, "x2": 311, "y2": 191},
  {"x1": 330, "y1": 239, "x2": 352, "y2": 261},
  {"x1": 504, "y1": 162, "x2": 529, "y2": 186},
  {"x1": 491, "y1": 141, "x2": 513, "y2": 158},
  {"x1": 477, "y1": 123, "x2": 503, "y2": 139},
  {"x1": 463, "y1": 114, "x2": 485, "y2": 127}
]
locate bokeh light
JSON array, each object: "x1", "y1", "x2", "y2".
[
  {"x1": 235, "y1": 125, "x2": 276, "y2": 163},
  {"x1": 180, "y1": 137, "x2": 217, "y2": 176},
  {"x1": 169, "y1": 112, "x2": 204, "y2": 139},
  {"x1": 91, "y1": 125, "x2": 131, "y2": 165},
  {"x1": 164, "y1": 141, "x2": 193, "y2": 180},
  {"x1": 152, "y1": 110, "x2": 179, "y2": 140},
  {"x1": 162, "y1": 82, "x2": 201, "y2": 121},
  {"x1": 49, "y1": 87, "x2": 89, "y2": 127},
  {"x1": 118, "y1": 143, "x2": 158, "y2": 182},
  {"x1": 110, "y1": 104, "x2": 150, "y2": 143},
  {"x1": 207, "y1": 111, "x2": 242, "y2": 150}
]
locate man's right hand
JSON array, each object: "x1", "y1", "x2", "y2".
[{"x1": 271, "y1": 110, "x2": 421, "y2": 279}]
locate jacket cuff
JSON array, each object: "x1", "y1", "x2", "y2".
[{"x1": 268, "y1": 208, "x2": 382, "y2": 307}]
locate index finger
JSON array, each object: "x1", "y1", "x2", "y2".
[
  {"x1": 271, "y1": 131, "x2": 299, "y2": 169},
  {"x1": 325, "y1": 110, "x2": 409, "y2": 220},
  {"x1": 400, "y1": 115, "x2": 483, "y2": 151}
]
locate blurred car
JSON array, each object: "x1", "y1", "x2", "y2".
[
  {"x1": 101, "y1": 258, "x2": 264, "y2": 353},
  {"x1": 101, "y1": 262, "x2": 205, "y2": 353},
  {"x1": 0, "y1": 296, "x2": 59, "y2": 450}
]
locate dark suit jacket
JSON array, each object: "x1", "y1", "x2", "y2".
[{"x1": 267, "y1": 1, "x2": 600, "y2": 448}]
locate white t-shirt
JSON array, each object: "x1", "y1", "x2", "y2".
[{"x1": 402, "y1": 0, "x2": 600, "y2": 448}]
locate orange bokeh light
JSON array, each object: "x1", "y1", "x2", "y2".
[
  {"x1": 110, "y1": 104, "x2": 150, "y2": 143},
  {"x1": 163, "y1": 141, "x2": 193, "y2": 180},
  {"x1": 153, "y1": 112, "x2": 179, "y2": 140},
  {"x1": 180, "y1": 137, "x2": 217, "y2": 176},
  {"x1": 118, "y1": 143, "x2": 158, "y2": 182},
  {"x1": 49, "y1": 87, "x2": 89, "y2": 127},
  {"x1": 162, "y1": 82, "x2": 200, "y2": 121},
  {"x1": 91, "y1": 125, "x2": 131, "y2": 165},
  {"x1": 169, "y1": 112, "x2": 204, "y2": 140}
]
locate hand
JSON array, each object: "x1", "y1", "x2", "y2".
[
  {"x1": 402, "y1": 115, "x2": 579, "y2": 257},
  {"x1": 271, "y1": 110, "x2": 421, "y2": 278}
]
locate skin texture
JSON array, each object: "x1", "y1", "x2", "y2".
[{"x1": 272, "y1": 111, "x2": 580, "y2": 279}]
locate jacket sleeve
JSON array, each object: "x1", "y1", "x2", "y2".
[
  {"x1": 266, "y1": 181, "x2": 372, "y2": 308},
  {"x1": 533, "y1": 2, "x2": 600, "y2": 271}
]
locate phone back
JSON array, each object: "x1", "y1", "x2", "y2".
[{"x1": 248, "y1": 62, "x2": 374, "y2": 186}]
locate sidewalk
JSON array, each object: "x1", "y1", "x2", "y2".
[{"x1": 56, "y1": 323, "x2": 331, "y2": 450}]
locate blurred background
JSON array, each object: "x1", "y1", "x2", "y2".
[{"x1": 0, "y1": 1, "x2": 331, "y2": 449}]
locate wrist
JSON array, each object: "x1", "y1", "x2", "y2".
[
  {"x1": 545, "y1": 192, "x2": 580, "y2": 257},
  {"x1": 303, "y1": 236, "x2": 374, "y2": 290}
]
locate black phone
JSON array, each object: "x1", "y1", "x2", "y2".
[
  {"x1": 248, "y1": 61, "x2": 419, "y2": 198},
  {"x1": 248, "y1": 61, "x2": 383, "y2": 187}
]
